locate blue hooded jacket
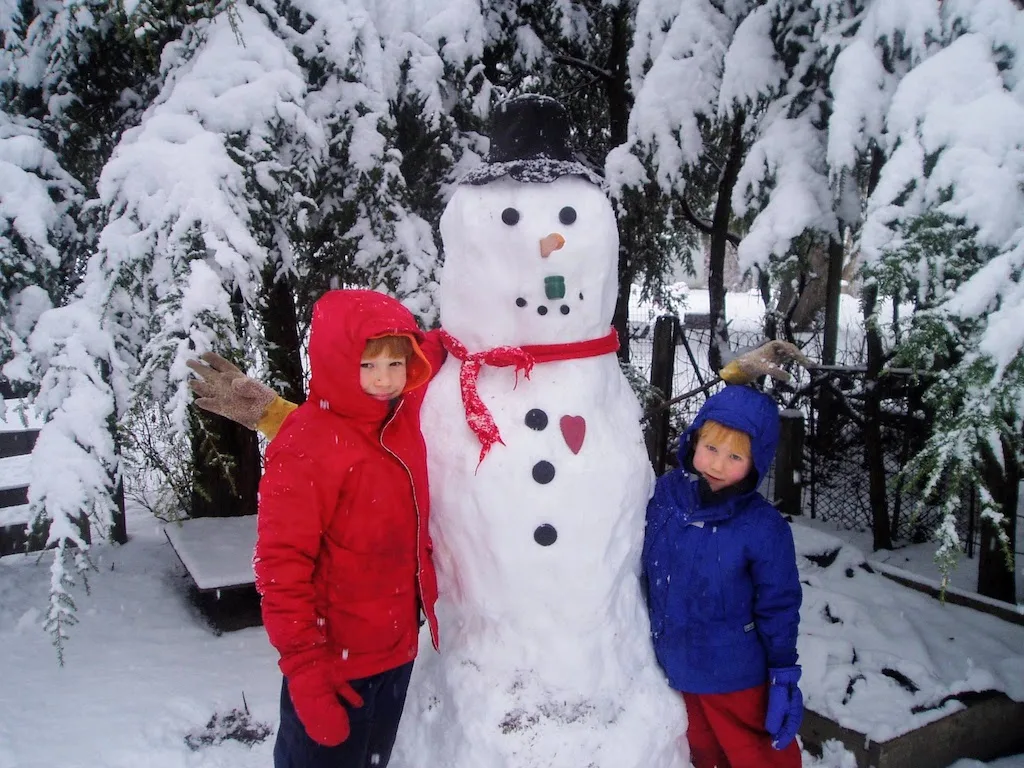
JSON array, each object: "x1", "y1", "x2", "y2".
[{"x1": 641, "y1": 385, "x2": 801, "y2": 694}]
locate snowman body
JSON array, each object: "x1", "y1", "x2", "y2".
[{"x1": 397, "y1": 176, "x2": 687, "y2": 767}]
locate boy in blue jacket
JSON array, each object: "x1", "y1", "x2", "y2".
[{"x1": 642, "y1": 385, "x2": 803, "y2": 768}]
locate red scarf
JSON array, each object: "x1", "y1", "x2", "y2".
[{"x1": 440, "y1": 328, "x2": 620, "y2": 465}]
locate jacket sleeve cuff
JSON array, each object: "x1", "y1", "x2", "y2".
[
  {"x1": 769, "y1": 665, "x2": 802, "y2": 685},
  {"x1": 257, "y1": 396, "x2": 298, "y2": 440}
]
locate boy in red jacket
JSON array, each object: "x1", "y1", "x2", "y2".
[{"x1": 253, "y1": 289, "x2": 441, "y2": 768}]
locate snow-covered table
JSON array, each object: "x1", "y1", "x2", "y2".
[
  {"x1": 164, "y1": 515, "x2": 263, "y2": 632},
  {"x1": 163, "y1": 515, "x2": 257, "y2": 592}
]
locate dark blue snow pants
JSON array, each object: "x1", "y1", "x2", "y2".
[{"x1": 273, "y1": 661, "x2": 414, "y2": 768}]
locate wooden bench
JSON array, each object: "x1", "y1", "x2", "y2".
[
  {"x1": 164, "y1": 515, "x2": 263, "y2": 632},
  {"x1": 0, "y1": 427, "x2": 42, "y2": 557}
]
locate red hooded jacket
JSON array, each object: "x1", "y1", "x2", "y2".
[{"x1": 254, "y1": 290, "x2": 441, "y2": 682}]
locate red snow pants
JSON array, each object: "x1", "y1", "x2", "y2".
[{"x1": 682, "y1": 685, "x2": 802, "y2": 768}]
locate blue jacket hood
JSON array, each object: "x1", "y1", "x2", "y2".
[{"x1": 679, "y1": 385, "x2": 780, "y2": 487}]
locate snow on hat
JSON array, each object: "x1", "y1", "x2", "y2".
[{"x1": 460, "y1": 94, "x2": 604, "y2": 187}]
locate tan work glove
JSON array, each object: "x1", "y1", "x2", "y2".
[
  {"x1": 718, "y1": 340, "x2": 811, "y2": 385},
  {"x1": 186, "y1": 352, "x2": 279, "y2": 431}
]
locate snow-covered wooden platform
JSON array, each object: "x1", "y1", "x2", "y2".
[
  {"x1": 802, "y1": 693, "x2": 1024, "y2": 768},
  {"x1": 164, "y1": 515, "x2": 262, "y2": 633},
  {"x1": 163, "y1": 515, "x2": 257, "y2": 592}
]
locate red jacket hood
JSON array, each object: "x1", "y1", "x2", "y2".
[{"x1": 307, "y1": 290, "x2": 431, "y2": 422}]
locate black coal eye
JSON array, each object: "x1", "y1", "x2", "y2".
[
  {"x1": 558, "y1": 206, "x2": 577, "y2": 225},
  {"x1": 502, "y1": 207, "x2": 520, "y2": 226}
]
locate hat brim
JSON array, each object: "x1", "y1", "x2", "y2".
[{"x1": 459, "y1": 158, "x2": 605, "y2": 189}]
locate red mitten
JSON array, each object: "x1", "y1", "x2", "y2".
[
  {"x1": 286, "y1": 658, "x2": 364, "y2": 747},
  {"x1": 329, "y1": 664, "x2": 364, "y2": 713}
]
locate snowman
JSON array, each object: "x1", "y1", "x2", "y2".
[{"x1": 395, "y1": 95, "x2": 688, "y2": 768}]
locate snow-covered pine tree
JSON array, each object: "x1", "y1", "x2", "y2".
[
  {"x1": 0, "y1": 111, "x2": 83, "y2": 392},
  {"x1": 863, "y1": 0, "x2": 1024, "y2": 600},
  {"x1": 477, "y1": 0, "x2": 691, "y2": 363},
  {"x1": 8, "y1": 0, "x2": 507, "y2": 651},
  {"x1": 1, "y1": 0, "x2": 105, "y2": 395},
  {"x1": 820, "y1": 0, "x2": 945, "y2": 550},
  {"x1": 285, "y1": 0, "x2": 443, "y2": 329},
  {"x1": 0, "y1": 0, "x2": 183, "y2": 658},
  {"x1": 611, "y1": 0, "x2": 768, "y2": 370},
  {"x1": 730, "y1": 0, "x2": 942, "y2": 370},
  {"x1": 10, "y1": 0, "x2": 324, "y2": 653}
]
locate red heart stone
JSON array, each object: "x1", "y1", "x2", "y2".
[{"x1": 560, "y1": 415, "x2": 586, "y2": 455}]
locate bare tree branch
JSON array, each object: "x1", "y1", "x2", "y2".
[
  {"x1": 553, "y1": 54, "x2": 613, "y2": 81},
  {"x1": 677, "y1": 195, "x2": 741, "y2": 247}
]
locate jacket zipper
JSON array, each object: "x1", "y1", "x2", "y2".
[{"x1": 379, "y1": 400, "x2": 438, "y2": 650}]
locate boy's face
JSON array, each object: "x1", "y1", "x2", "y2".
[
  {"x1": 692, "y1": 434, "x2": 753, "y2": 492},
  {"x1": 359, "y1": 351, "x2": 408, "y2": 401}
]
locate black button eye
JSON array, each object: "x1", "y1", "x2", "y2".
[
  {"x1": 558, "y1": 206, "x2": 577, "y2": 225},
  {"x1": 502, "y1": 207, "x2": 520, "y2": 226}
]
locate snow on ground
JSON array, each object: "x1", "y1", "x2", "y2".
[
  {"x1": 628, "y1": 284, "x2": 884, "y2": 338},
  {"x1": 0, "y1": 503, "x2": 1022, "y2": 768},
  {"x1": 793, "y1": 522, "x2": 1024, "y2": 740},
  {"x1": 0, "y1": 507, "x2": 280, "y2": 768}
]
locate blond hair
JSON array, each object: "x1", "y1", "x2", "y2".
[
  {"x1": 362, "y1": 335, "x2": 413, "y2": 360},
  {"x1": 697, "y1": 420, "x2": 751, "y2": 458}
]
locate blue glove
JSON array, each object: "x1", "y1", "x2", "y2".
[{"x1": 765, "y1": 665, "x2": 803, "y2": 749}]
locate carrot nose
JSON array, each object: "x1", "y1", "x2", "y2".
[{"x1": 540, "y1": 233, "x2": 565, "y2": 258}]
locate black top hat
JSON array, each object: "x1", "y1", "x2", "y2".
[{"x1": 460, "y1": 94, "x2": 604, "y2": 187}]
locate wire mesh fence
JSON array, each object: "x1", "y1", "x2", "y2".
[
  {"x1": 628, "y1": 301, "x2": 975, "y2": 554},
  {"x1": 629, "y1": 318, "x2": 763, "y2": 426},
  {"x1": 799, "y1": 374, "x2": 959, "y2": 544}
]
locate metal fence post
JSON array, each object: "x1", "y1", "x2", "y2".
[
  {"x1": 646, "y1": 315, "x2": 679, "y2": 476},
  {"x1": 775, "y1": 409, "x2": 805, "y2": 517}
]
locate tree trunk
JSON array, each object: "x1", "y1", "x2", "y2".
[
  {"x1": 190, "y1": 410, "x2": 261, "y2": 518},
  {"x1": 189, "y1": 288, "x2": 262, "y2": 518},
  {"x1": 607, "y1": 1, "x2": 634, "y2": 363},
  {"x1": 977, "y1": 434, "x2": 1019, "y2": 603},
  {"x1": 861, "y1": 283, "x2": 892, "y2": 551},
  {"x1": 103, "y1": 358, "x2": 128, "y2": 544},
  {"x1": 613, "y1": 266, "x2": 632, "y2": 364},
  {"x1": 707, "y1": 113, "x2": 746, "y2": 372},
  {"x1": 822, "y1": 236, "x2": 844, "y2": 366},
  {"x1": 759, "y1": 270, "x2": 777, "y2": 341},
  {"x1": 110, "y1": 474, "x2": 127, "y2": 544},
  {"x1": 261, "y1": 267, "x2": 305, "y2": 404}
]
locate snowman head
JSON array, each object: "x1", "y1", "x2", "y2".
[
  {"x1": 438, "y1": 175, "x2": 619, "y2": 349},
  {"x1": 437, "y1": 95, "x2": 618, "y2": 349}
]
